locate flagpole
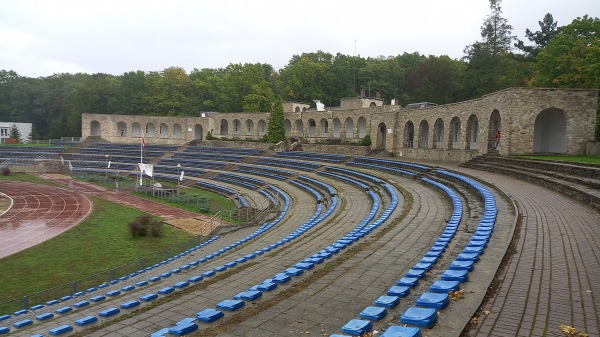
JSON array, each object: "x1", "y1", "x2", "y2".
[{"x1": 140, "y1": 134, "x2": 144, "y2": 188}]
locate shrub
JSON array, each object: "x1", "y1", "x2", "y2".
[
  {"x1": 1, "y1": 167, "x2": 10, "y2": 176},
  {"x1": 128, "y1": 214, "x2": 163, "y2": 238},
  {"x1": 359, "y1": 134, "x2": 372, "y2": 146},
  {"x1": 206, "y1": 131, "x2": 215, "y2": 140}
]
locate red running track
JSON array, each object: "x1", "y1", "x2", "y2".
[{"x1": 0, "y1": 181, "x2": 92, "y2": 259}]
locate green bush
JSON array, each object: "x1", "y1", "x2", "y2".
[
  {"x1": 1, "y1": 167, "x2": 10, "y2": 176},
  {"x1": 128, "y1": 214, "x2": 163, "y2": 238},
  {"x1": 359, "y1": 134, "x2": 372, "y2": 146},
  {"x1": 206, "y1": 131, "x2": 215, "y2": 140}
]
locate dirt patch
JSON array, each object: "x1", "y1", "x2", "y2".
[
  {"x1": 0, "y1": 196, "x2": 11, "y2": 214},
  {"x1": 165, "y1": 218, "x2": 220, "y2": 235}
]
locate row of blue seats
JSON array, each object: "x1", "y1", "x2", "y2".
[
  {"x1": 255, "y1": 158, "x2": 320, "y2": 171},
  {"x1": 331, "y1": 178, "x2": 461, "y2": 337},
  {"x1": 347, "y1": 161, "x2": 417, "y2": 177},
  {"x1": 0, "y1": 237, "x2": 222, "y2": 333},
  {"x1": 317, "y1": 171, "x2": 370, "y2": 190},
  {"x1": 237, "y1": 195, "x2": 249, "y2": 207},
  {"x1": 218, "y1": 173, "x2": 266, "y2": 187},
  {"x1": 153, "y1": 166, "x2": 205, "y2": 178},
  {"x1": 0, "y1": 147, "x2": 65, "y2": 153},
  {"x1": 88, "y1": 143, "x2": 179, "y2": 152},
  {"x1": 233, "y1": 168, "x2": 288, "y2": 181},
  {"x1": 214, "y1": 176, "x2": 259, "y2": 191},
  {"x1": 157, "y1": 158, "x2": 225, "y2": 170},
  {"x1": 258, "y1": 189, "x2": 277, "y2": 204},
  {"x1": 148, "y1": 184, "x2": 340, "y2": 336},
  {"x1": 172, "y1": 152, "x2": 246, "y2": 163},
  {"x1": 237, "y1": 164, "x2": 293, "y2": 177},
  {"x1": 195, "y1": 181, "x2": 236, "y2": 196},
  {"x1": 289, "y1": 180, "x2": 324, "y2": 202},
  {"x1": 275, "y1": 151, "x2": 349, "y2": 163},
  {"x1": 298, "y1": 175, "x2": 337, "y2": 196},
  {"x1": 353, "y1": 157, "x2": 430, "y2": 171},
  {"x1": 325, "y1": 166, "x2": 384, "y2": 184},
  {"x1": 184, "y1": 146, "x2": 263, "y2": 156}
]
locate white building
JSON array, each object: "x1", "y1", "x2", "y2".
[{"x1": 0, "y1": 122, "x2": 32, "y2": 143}]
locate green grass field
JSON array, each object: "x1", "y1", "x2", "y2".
[
  {"x1": 514, "y1": 155, "x2": 600, "y2": 165},
  {"x1": 0, "y1": 194, "x2": 193, "y2": 305}
]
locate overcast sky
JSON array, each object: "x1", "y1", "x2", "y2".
[{"x1": 0, "y1": 0, "x2": 597, "y2": 78}]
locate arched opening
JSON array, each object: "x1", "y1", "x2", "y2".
[
  {"x1": 173, "y1": 124, "x2": 182, "y2": 139},
  {"x1": 220, "y1": 119, "x2": 228, "y2": 136},
  {"x1": 320, "y1": 118, "x2": 328, "y2": 136},
  {"x1": 159, "y1": 123, "x2": 169, "y2": 138},
  {"x1": 487, "y1": 109, "x2": 501, "y2": 151},
  {"x1": 333, "y1": 118, "x2": 341, "y2": 138},
  {"x1": 132, "y1": 122, "x2": 142, "y2": 137},
  {"x1": 284, "y1": 119, "x2": 292, "y2": 136},
  {"x1": 358, "y1": 117, "x2": 367, "y2": 138},
  {"x1": 404, "y1": 121, "x2": 414, "y2": 148},
  {"x1": 345, "y1": 118, "x2": 355, "y2": 139},
  {"x1": 194, "y1": 124, "x2": 203, "y2": 140},
  {"x1": 433, "y1": 118, "x2": 444, "y2": 149},
  {"x1": 308, "y1": 119, "x2": 316, "y2": 136},
  {"x1": 117, "y1": 121, "x2": 127, "y2": 137},
  {"x1": 295, "y1": 119, "x2": 304, "y2": 136},
  {"x1": 295, "y1": 106, "x2": 300, "y2": 112},
  {"x1": 302, "y1": 107, "x2": 307, "y2": 112},
  {"x1": 90, "y1": 120, "x2": 101, "y2": 136},
  {"x1": 258, "y1": 120, "x2": 266, "y2": 136},
  {"x1": 245, "y1": 119, "x2": 254, "y2": 136},
  {"x1": 466, "y1": 115, "x2": 479, "y2": 150},
  {"x1": 377, "y1": 123, "x2": 387, "y2": 148},
  {"x1": 146, "y1": 123, "x2": 155, "y2": 137},
  {"x1": 418, "y1": 120, "x2": 429, "y2": 148},
  {"x1": 369, "y1": 102, "x2": 376, "y2": 107},
  {"x1": 534, "y1": 108, "x2": 566, "y2": 153},
  {"x1": 233, "y1": 119, "x2": 241, "y2": 136},
  {"x1": 449, "y1": 117, "x2": 461, "y2": 149}
]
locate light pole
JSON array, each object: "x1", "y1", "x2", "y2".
[
  {"x1": 105, "y1": 155, "x2": 109, "y2": 181},
  {"x1": 176, "y1": 164, "x2": 181, "y2": 189}
]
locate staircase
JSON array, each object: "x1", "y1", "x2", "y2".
[{"x1": 462, "y1": 155, "x2": 600, "y2": 210}]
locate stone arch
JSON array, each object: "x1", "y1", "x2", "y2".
[
  {"x1": 284, "y1": 119, "x2": 292, "y2": 136},
  {"x1": 534, "y1": 108, "x2": 566, "y2": 153},
  {"x1": 333, "y1": 118, "x2": 341, "y2": 138},
  {"x1": 220, "y1": 119, "x2": 229, "y2": 136},
  {"x1": 448, "y1": 117, "x2": 461, "y2": 149},
  {"x1": 404, "y1": 121, "x2": 415, "y2": 148},
  {"x1": 90, "y1": 120, "x2": 101, "y2": 136},
  {"x1": 295, "y1": 119, "x2": 304, "y2": 136},
  {"x1": 295, "y1": 106, "x2": 300, "y2": 112},
  {"x1": 358, "y1": 117, "x2": 367, "y2": 138},
  {"x1": 159, "y1": 123, "x2": 169, "y2": 138},
  {"x1": 233, "y1": 119, "x2": 241, "y2": 136},
  {"x1": 245, "y1": 119, "x2": 254, "y2": 136},
  {"x1": 466, "y1": 114, "x2": 479, "y2": 150},
  {"x1": 132, "y1": 122, "x2": 142, "y2": 137},
  {"x1": 369, "y1": 102, "x2": 376, "y2": 107},
  {"x1": 320, "y1": 118, "x2": 329, "y2": 136},
  {"x1": 345, "y1": 117, "x2": 355, "y2": 138},
  {"x1": 146, "y1": 123, "x2": 155, "y2": 137},
  {"x1": 377, "y1": 123, "x2": 387, "y2": 148},
  {"x1": 418, "y1": 120, "x2": 429, "y2": 148},
  {"x1": 433, "y1": 118, "x2": 444, "y2": 149},
  {"x1": 173, "y1": 124, "x2": 183, "y2": 139},
  {"x1": 487, "y1": 109, "x2": 501, "y2": 151},
  {"x1": 302, "y1": 107, "x2": 307, "y2": 112},
  {"x1": 194, "y1": 124, "x2": 203, "y2": 140},
  {"x1": 117, "y1": 121, "x2": 127, "y2": 137},
  {"x1": 308, "y1": 119, "x2": 317, "y2": 136},
  {"x1": 258, "y1": 119, "x2": 266, "y2": 136}
]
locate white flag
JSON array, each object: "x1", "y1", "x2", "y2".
[
  {"x1": 179, "y1": 171, "x2": 185, "y2": 181},
  {"x1": 144, "y1": 164, "x2": 153, "y2": 178},
  {"x1": 60, "y1": 156, "x2": 64, "y2": 165},
  {"x1": 68, "y1": 161, "x2": 73, "y2": 172},
  {"x1": 138, "y1": 163, "x2": 146, "y2": 174},
  {"x1": 107, "y1": 161, "x2": 111, "y2": 169}
]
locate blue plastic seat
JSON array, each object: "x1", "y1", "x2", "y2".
[
  {"x1": 416, "y1": 292, "x2": 450, "y2": 309},
  {"x1": 449, "y1": 260, "x2": 474, "y2": 271},
  {"x1": 441, "y1": 269, "x2": 469, "y2": 282},
  {"x1": 234, "y1": 290, "x2": 262, "y2": 301},
  {"x1": 196, "y1": 308, "x2": 224, "y2": 323},
  {"x1": 75, "y1": 315, "x2": 98, "y2": 326},
  {"x1": 168, "y1": 318, "x2": 198, "y2": 336},
  {"x1": 48, "y1": 324, "x2": 73, "y2": 336},
  {"x1": 98, "y1": 307, "x2": 120, "y2": 317},
  {"x1": 359, "y1": 306, "x2": 387, "y2": 321},
  {"x1": 341, "y1": 319, "x2": 372, "y2": 336},
  {"x1": 387, "y1": 285, "x2": 410, "y2": 297},
  {"x1": 217, "y1": 299, "x2": 245, "y2": 311},
  {"x1": 374, "y1": 295, "x2": 400, "y2": 308},
  {"x1": 396, "y1": 277, "x2": 419, "y2": 287},
  {"x1": 400, "y1": 307, "x2": 438, "y2": 328},
  {"x1": 430, "y1": 280, "x2": 460, "y2": 293},
  {"x1": 381, "y1": 326, "x2": 422, "y2": 337}
]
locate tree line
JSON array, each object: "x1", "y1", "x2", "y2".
[{"x1": 0, "y1": 1, "x2": 598, "y2": 140}]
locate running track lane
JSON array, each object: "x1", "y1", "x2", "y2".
[{"x1": 0, "y1": 181, "x2": 92, "y2": 259}]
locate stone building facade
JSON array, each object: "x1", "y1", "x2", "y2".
[{"x1": 81, "y1": 87, "x2": 599, "y2": 162}]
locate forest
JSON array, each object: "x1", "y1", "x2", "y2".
[{"x1": 0, "y1": 2, "x2": 598, "y2": 140}]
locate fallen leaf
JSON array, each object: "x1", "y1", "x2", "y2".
[{"x1": 483, "y1": 310, "x2": 491, "y2": 315}]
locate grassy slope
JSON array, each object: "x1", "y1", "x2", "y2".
[{"x1": 0, "y1": 195, "x2": 193, "y2": 303}]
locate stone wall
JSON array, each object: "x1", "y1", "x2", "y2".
[{"x1": 82, "y1": 87, "x2": 599, "y2": 163}]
